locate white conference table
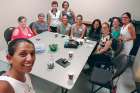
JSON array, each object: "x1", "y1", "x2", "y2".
[{"x1": 0, "y1": 32, "x2": 97, "y2": 92}]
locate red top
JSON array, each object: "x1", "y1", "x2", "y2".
[{"x1": 11, "y1": 26, "x2": 34, "y2": 40}]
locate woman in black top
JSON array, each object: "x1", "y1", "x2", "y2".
[
  {"x1": 88, "y1": 19, "x2": 101, "y2": 41},
  {"x1": 88, "y1": 22, "x2": 113, "y2": 68}
]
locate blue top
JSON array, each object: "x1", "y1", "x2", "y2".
[
  {"x1": 32, "y1": 21, "x2": 48, "y2": 34},
  {"x1": 57, "y1": 23, "x2": 71, "y2": 35},
  {"x1": 111, "y1": 27, "x2": 121, "y2": 40}
]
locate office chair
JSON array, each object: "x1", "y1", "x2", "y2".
[
  {"x1": 112, "y1": 39, "x2": 123, "y2": 57},
  {"x1": 0, "y1": 71, "x2": 6, "y2": 76},
  {"x1": 29, "y1": 22, "x2": 35, "y2": 31},
  {"x1": 131, "y1": 82, "x2": 140, "y2": 93},
  {"x1": 4, "y1": 27, "x2": 15, "y2": 44},
  {"x1": 108, "y1": 17, "x2": 122, "y2": 28},
  {"x1": 89, "y1": 54, "x2": 129, "y2": 93},
  {"x1": 129, "y1": 20, "x2": 140, "y2": 56}
]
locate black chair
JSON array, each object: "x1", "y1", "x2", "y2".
[
  {"x1": 0, "y1": 71, "x2": 5, "y2": 76},
  {"x1": 4, "y1": 27, "x2": 15, "y2": 44},
  {"x1": 129, "y1": 20, "x2": 140, "y2": 56},
  {"x1": 131, "y1": 82, "x2": 140, "y2": 93},
  {"x1": 29, "y1": 22, "x2": 35, "y2": 31},
  {"x1": 86, "y1": 38, "x2": 123, "y2": 75},
  {"x1": 89, "y1": 54, "x2": 129, "y2": 93},
  {"x1": 112, "y1": 39, "x2": 123, "y2": 57},
  {"x1": 108, "y1": 17, "x2": 122, "y2": 28}
]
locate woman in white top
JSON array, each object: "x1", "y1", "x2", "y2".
[
  {"x1": 61, "y1": 1, "x2": 75, "y2": 25},
  {"x1": 47, "y1": 0, "x2": 61, "y2": 33},
  {"x1": 0, "y1": 38, "x2": 36, "y2": 93},
  {"x1": 119, "y1": 12, "x2": 136, "y2": 55}
]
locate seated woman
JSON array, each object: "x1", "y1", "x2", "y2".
[
  {"x1": 88, "y1": 22, "x2": 113, "y2": 68},
  {"x1": 32, "y1": 13, "x2": 48, "y2": 35},
  {"x1": 111, "y1": 17, "x2": 121, "y2": 40},
  {"x1": 70, "y1": 14, "x2": 87, "y2": 39},
  {"x1": 57, "y1": 15, "x2": 71, "y2": 35},
  {"x1": 47, "y1": 0, "x2": 61, "y2": 33},
  {"x1": 0, "y1": 38, "x2": 36, "y2": 93},
  {"x1": 61, "y1": 1, "x2": 75, "y2": 25},
  {"x1": 11, "y1": 16, "x2": 34, "y2": 40},
  {"x1": 88, "y1": 19, "x2": 101, "y2": 41}
]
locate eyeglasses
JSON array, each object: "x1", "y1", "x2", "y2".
[
  {"x1": 102, "y1": 26, "x2": 108, "y2": 29},
  {"x1": 77, "y1": 18, "x2": 82, "y2": 21},
  {"x1": 122, "y1": 17, "x2": 129, "y2": 19},
  {"x1": 39, "y1": 16, "x2": 45, "y2": 18}
]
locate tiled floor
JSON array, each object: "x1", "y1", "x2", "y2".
[
  {"x1": 116, "y1": 68, "x2": 136, "y2": 93},
  {"x1": 31, "y1": 67, "x2": 136, "y2": 93}
]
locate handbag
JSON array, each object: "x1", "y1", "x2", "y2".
[{"x1": 64, "y1": 39, "x2": 79, "y2": 48}]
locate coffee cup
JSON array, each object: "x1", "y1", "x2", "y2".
[
  {"x1": 84, "y1": 37, "x2": 87, "y2": 42},
  {"x1": 47, "y1": 62, "x2": 54, "y2": 69},
  {"x1": 54, "y1": 33, "x2": 58, "y2": 38},
  {"x1": 79, "y1": 41, "x2": 83, "y2": 45},
  {"x1": 68, "y1": 73, "x2": 74, "y2": 80},
  {"x1": 68, "y1": 51, "x2": 74, "y2": 59}
]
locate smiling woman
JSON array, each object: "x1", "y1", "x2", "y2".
[
  {"x1": 11, "y1": 16, "x2": 35, "y2": 41},
  {"x1": 0, "y1": 38, "x2": 36, "y2": 93}
]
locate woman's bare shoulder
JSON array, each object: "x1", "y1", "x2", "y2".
[{"x1": 0, "y1": 80, "x2": 14, "y2": 93}]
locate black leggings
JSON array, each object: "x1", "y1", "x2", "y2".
[{"x1": 87, "y1": 53, "x2": 111, "y2": 68}]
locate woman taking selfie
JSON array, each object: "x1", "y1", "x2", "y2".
[{"x1": 0, "y1": 38, "x2": 36, "y2": 93}]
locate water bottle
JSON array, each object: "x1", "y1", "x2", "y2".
[{"x1": 47, "y1": 54, "x2": 54, "y2": 69}]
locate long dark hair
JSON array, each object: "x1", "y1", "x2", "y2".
[
  {"x1": 62, "y1": 1, "x2": 69, "y2": 8},
  {"x1": 90, "y1": 19, "x2": 101, "y2": 33},
  {"x1": 122, "y1": 12, "x2": 132, "y2": 22},
  {"x1": 18, "y1": 16, "x2": 26, "y2": 22}
]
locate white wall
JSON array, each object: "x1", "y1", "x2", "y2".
[
  {"x1": 57, "y1": 0, "x2": 140, "y2": 22},
  {"x1": 0, "y1": 0, "x2": 140, "y2": 49},
  {"x1": 0, "y1": 0, "x2": 50, "y2": 50}
]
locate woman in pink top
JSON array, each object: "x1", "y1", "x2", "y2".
[{"x1": 11, "y1": 16, "x2": 34, "y2": 40}]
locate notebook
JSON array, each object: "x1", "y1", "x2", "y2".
[{"x1": 55, "y1": 58, "x2": 70, "y2": 68}]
